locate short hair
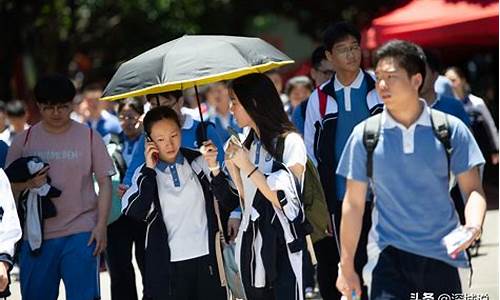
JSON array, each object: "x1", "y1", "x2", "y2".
[
  {"x1": 82, "y1": 83, "x2": 104, "y2": 94},
  {"x1": 143, "y1": 106, "x2": 181, "y2": 137},
  {"x1": 145, "y1": 90, "x2": 183, "y2": 103},
  {"x1": 373, "y1": 40, "x2": 426, "y2": 88},
  {"x1": 6, "y1": 100, "x2": 26, "y2": 117},
  {"x1": 323, "y1": 21, "x2": 361, "y2": 51},
  {"x1": 311, "y1": 46, "x2": 327, "y2": 69},
  {"x1": 34, "y1": 74, "x2": 76, "y2": 105},
  {"x1": 285, "y1": 76, "x2": 314, "y2": 96},
  {"x1": 118, "y1": 97, "x2": 144, "y2": 115}
]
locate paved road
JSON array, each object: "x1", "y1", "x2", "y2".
[{"x1": 8, "y1": 210, "x2": 498, "y2": 299}]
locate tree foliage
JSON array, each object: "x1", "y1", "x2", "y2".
[{"x1": 0, "y1": 0, "x2": 405, "y2": 99}]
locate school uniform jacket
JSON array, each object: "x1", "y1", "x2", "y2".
[
  {"x1": 121, "y1": 148, "x2": 227, "y2": 300},
  {"x1": 210, "y1": 147, "x2": 306, "y2": 300},
  {"x1": 304, "y1": 71, "x2": 383, "y2": 212}
]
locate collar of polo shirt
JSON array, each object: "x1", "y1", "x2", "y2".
[
  {"x1": 333, "y1": 68, "x2": 364, "y2": 91},
  {"x1": 382, "y1": 99, "x2": 432, "y2": 130},
  {"x1": 156, "y1": 154, "x2": 185, "y2": 172}
]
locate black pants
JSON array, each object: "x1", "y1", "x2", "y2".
[
  {"x1": 106, "y1": 215, "x2": 147, "y2": 300},
  {"x1": 371, "y1": 246, "x2": 461, "y2": 300},
  {"x1": 170, "y1": 255, "x2": 226, "y2": 300},
  {"x1": 314, "y1": 201, "x2": 372, "y2": 300}
]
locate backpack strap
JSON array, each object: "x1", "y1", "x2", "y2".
[
  {"x1": 430, "y1": 109, "x2": 452, "y2": 178},
  {"x1": 363, "y1": 114, "x2": 382, "y2": 179},
  {"x1": 318, "y1": 88, "x2": 328, "y2": 118},
  {"x1": 23, "y1": 126, "x2": 32, "y2": 147},
  {"x1": 275, "y1": 134, "x2": 286, "y2": 163}
]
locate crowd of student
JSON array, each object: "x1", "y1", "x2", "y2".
[{"x1": 0, "y1": 21, "x2": 497, "y2": 300}]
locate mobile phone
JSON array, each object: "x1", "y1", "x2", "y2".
[
  {"x1": 227, "y1": 127, "x2": 242, "y2": 147},
  {"x1": 145, "y1": 133, "x2": 159, "y2": 162}
]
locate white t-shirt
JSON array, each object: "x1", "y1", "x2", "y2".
[{"x1": 155, "y1": 157, "x2": 209, "y2": 262}]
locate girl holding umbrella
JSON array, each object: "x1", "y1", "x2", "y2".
[{"x1": 204, "y1": 73, "x2": 307, "y2": 300}]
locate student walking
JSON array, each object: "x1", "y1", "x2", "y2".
[
  {"x1": 208, "y1": 73, "x2": 307, "y2": 300},
  {"x1": 336, "y1": 40, "x2": 486, "y2": 299}
]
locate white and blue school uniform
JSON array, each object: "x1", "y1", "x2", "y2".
[
  {"x1": 337, "y1": 101, "x2": 485, "y2": 296},
  {"x1": 122, "y1": 150, "x2": 226, "y2": 299},
  {"x1": 235, "y1": 132, "x2": 307, "y2": 300}
]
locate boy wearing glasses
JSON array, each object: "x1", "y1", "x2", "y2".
[
  {"x1": 5, "y1": 74, "x2": 115, "y2": 300},
  {"x1": 303, "y1": 22, "x2": 383, "y2": 300}
]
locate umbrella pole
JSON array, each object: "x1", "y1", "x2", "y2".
[{"x1": 194, "y1": 85, "x2": 207, "y2": 141}]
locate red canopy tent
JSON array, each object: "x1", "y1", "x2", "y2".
[{"x1": 362, "y1": 0, "x2": 499, "y2": 49}]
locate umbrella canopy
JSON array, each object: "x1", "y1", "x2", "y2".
[
  {"x1": 101, "y1": 35, "x2": 294, "y2": 101},
  {"x1": 362, "y1": 0, "x2": 499, "y2": 49}
]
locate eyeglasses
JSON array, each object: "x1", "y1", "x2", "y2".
[
  {"x1": 334, "y1": 44, "x2": 361, "y2": 55},
  {"x1": 119, "y1": 115, "x2": 140, "y2": 121},
  {"x1": 40, "y1": 104, "x2": 71, "y2": 113}
]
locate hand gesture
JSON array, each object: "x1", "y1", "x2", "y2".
[
  {"x1": 225, "y1": 140, "x2": 249, "y2": 169},
  {"x1": 449, "y1": 225, "x2": 481, "y2": 259},
  {"x1": 200, "y1": 140, "x2": 219, "y2": 170},
  {"x1": 26, "y1": 166, "x2": 49, "y2": 189},
  {"x1": 0, "y1": 262, "x2": 9, "y2": 292},
  {"x1": 145, "y1": 140, "x2": 159, "y2": 169},
  {"x1": 88, "y1": 223, "x2": 107, "y2": 256},
  {"x1": 336, "y1": 266, "x2": 362, "y2": 300},
  {"x1": 227, "y1": 218, "x2": 241, "y2": 242}
]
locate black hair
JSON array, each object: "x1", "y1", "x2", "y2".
[
  {"x1": 143, "y1": 106, "x2": 181, "y2": 137},
  {"x1": 311, "y1": 46, "x2": 327, "y2": 69},
  {"x1": 373, "y1": 40, "x2": 426, "y2": 90},
  {"x1": 445, "y1": 66, "x2": 468, "y2": 82},
  {"x1": 146, "y1": 90, "x2": 183, "y2": 104},
  {"x1": 323, "y1": 21, "x2": 361, "y2": 51},
  {"x1": 34, "y1": 74, "x2": 76, "y2": 105},
  {"x1": 118, "y1": 97, "x2": 144, "y2": 115},
  {"x1": 229, "y1": 73, "x2": 296, "y2": 156},
  {"x1": 6, "y1": 100, "x2": 26, "y2": 117},
  {"x1": 285, "y1": 76, "x2": 314, "y2": 96},
  {"x1": 82, "y1": 82, "x2": 104, "y2": 93},
  {"x1": 422, "y1": 49, "x2": 441, "y2": 73}
]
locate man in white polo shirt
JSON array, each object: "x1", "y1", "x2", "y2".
[{"x1": 335, "y1": 40, "x2": 486, "y2": 299}]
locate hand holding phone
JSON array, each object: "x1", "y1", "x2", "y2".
[
  {"x1": 145, "y1": 134, "x2": 159, "y2": 168},
  {"x1": 227, "y1": 127, "x2": 242, "y2": 148}
]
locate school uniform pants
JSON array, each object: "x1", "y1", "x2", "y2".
[
  {"x1": 106, "y1": 215, "x2": 147, "y2": 300},
  {"x1": 371, "y1": 246, "x2": 461, "y2": 299},
  {"x1": 314, "y1": 201, "x2": 372, "y2": 300},
  {"x1": 170, "y1": 255, "x2": 226, "y2": 300}
]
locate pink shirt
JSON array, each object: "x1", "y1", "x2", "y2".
[{"x1": 6, "y1": 121, "x2": 115, "y2": 239}]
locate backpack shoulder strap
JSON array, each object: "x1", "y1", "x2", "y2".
[
  {"x1": 23, "y1": 126, "x2": 33, "y2": 147},
  {"x1": 318, "y1": 88, "x2": 328, "y2": 118},
  {"x1": 430, "y1": 109, "x2": 452, "y2": 176},
  {"x1": 275, "y1": 134, "x2": 286, "y2": 163},
  {"x1": 363, "y1": 114, "x2": 382, "y2": 179},
  {"x1": 363, "y1": 70, "x2": 376, "y2": 92}
]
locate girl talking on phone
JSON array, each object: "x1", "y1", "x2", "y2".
[
  {"x1": 121, "y1": 106, "x2": 227, "y2": 300},
  {"x1": 205, "y1": 73, "x2": 308, "y2": 300}
]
